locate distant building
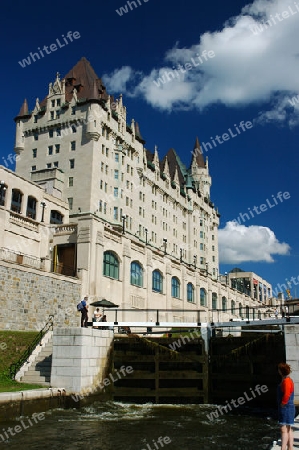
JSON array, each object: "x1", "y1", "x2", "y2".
[{"x1": 0, "y1": 57, "x2": 277, "y2": 326}]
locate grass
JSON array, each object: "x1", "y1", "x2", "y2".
[{"x1": 0, "y1": 331, "x2": 46, "y2": 392}]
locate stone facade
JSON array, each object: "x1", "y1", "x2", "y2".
[{"x1": 0, "y1": 261, "x2": 81, "y2": 330}]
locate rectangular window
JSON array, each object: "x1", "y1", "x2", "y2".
[
  {"x1": 71, "y1": 141, "x2": 76, "y2": 151},
  {"x1": 56, "y1": 129, "x2": 61, "y2": 137},
  {"x1": 212, "y1": 235, "x2": 215, "y2": 240},
  {"x1": 114, "y1": 170, "x2": 119, "y2": 180},
  {"x1": 100, "y1": 180, "x2": 103, "y2": 189},
  {"x1": 200, "y1": 231, "x2": 204, "y2": 238},
  {"x1": 57, "y1": 99, "x2": 61, "y2": 107},
  {"x1": 99, "y1": 200, "x2": 102, "y2": 212},
  {"x1": 68, "y1": 198, "x2": 73, "y2": 210},
  {"x1": 72, "y1": 125, "x2": 77, "y2": 133},
  {"x1": 56, "y1": 110, "x2": 60, "y2": 119},
  {"x1": 105, "y1": 165, "x2": 108, "y2": 174},
  {"x1": 101, "y1": 162, "x2": 104, "y2": 172},
  {"x1": 49, "y1": 130, "x2": 54, "y2": 138},
  {"x1": 34, "y1": 134, "x2": 38, "y2": 141},
  {"x1": 104, "y1": 182, "x2": 107, "y2": 193},
  {"x1": 68, "y1": 177, "x2": 74, "y2": 187},
  {"x1": 126, "y1": 197, "x2": 129, "y2": 206},
  {"x1": 115, "y1": 153, "x2": 119, "y2": 162},
  {"x1": 31, "y1": 165, "x2": 36, "y2": 171},
  {"x1": 127, "y1": 164, "x2": 130, "y2": 174},
  {"x1": 55, "y1": 144, "x2": 60, "y2": 153},
  {"x1": 48, "y1": 146, "x2": 53, "y2": 155},
  {"x1": 51, "y1": 100, "x2": 55, "y2": 107},
  {"x1": 53, "y1": 161, "x2": 59, "y2": 167},
  {"x1": 34, "y1": 115, "x2": 38, "y2": 123},
  {"x1": 114, "y1": 187, "x2": 118, "y2": 198},
  {"x1": 71, "y1": 106, "x2": 76, "y2": 115},
  {"x1": 103, "y1": 202, "x2": 107, "y2": 214},
  {"x1": 106, "y1": 148, "x2": 109, "y2": 157},
  {"x1": 113, "y1": 207, "x2": 118, "y2": 220},
  {"x1": 32, "y1": 149, "x2": 37, "y2": 158},
  {"x1": 69, "y1": 159, "x2": 75, "y2": 169},
  {"x1": 50, "y1": 111, "x2": 54, "y2": 120},
  {"x1": 47, "y1": 163, "x2": 52, "y2": 168}
]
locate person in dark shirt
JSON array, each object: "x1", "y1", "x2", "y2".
[{"x1": 80, "y1": 296, "x2": 89, "y2": 328}]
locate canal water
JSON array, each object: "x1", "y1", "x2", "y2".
[{"x1": 1, "y1": 402, "x2": 278, "y2": 449}]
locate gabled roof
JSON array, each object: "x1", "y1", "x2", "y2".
[{"x1": 162, "y1": 148, "x2": 185, "y2": 185}]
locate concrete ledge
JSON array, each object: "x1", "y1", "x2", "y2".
[{"x1": 0, "y1": 388, "x2": 66, "y2": 404}]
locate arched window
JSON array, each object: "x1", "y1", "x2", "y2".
[
  {"x1": 152, "y1": 270, "x2": 163, "y2": 293},
  {"x1": 103, "y1": 251, "x2": 119, "y2": 279},
  {"x1": 187, "y1": 283, "x2": 194, "y2": 302},
  {"x1": 245, "y1": 305, "x2": 250, "y2": 319},
  {"x1": 130, "y1": 261, "x2": 143, "y2": 287},
  {"x1": 222, "y1": 296, "x2": 227, "y2": 311},
  {"x1": 231, "y1": 300, "x2": 235, "y2": 315},
  {"x1": 26, "y1": 196, "x2": 37, "y2": 219},
  {"x1": 11, "y1": 189, "x2": 23, "y2": 213},
  {"x1": 212, "y1": 292, "x2": 217, "y2": 310},
  {"x1": 50, "y1": 210, "x2": 63, "y2": 224},
  {"x1": 200, "y1": 288, "x2": 207, "y2": 307},
  {"x1": 239, "y1": 303, "x2": 243, "y2": 318},
  {"x1": 171, "y1": 277, "x2": 180, "y2": 298},
  {"x1": 0, "y1": 182, "x2": 7, "y2": 207}
]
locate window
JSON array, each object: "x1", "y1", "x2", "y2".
[
  {"x1": 47, "y1": 163, "x2": 52, "y2": 169},
  {"x1": 114, "y1": 187, "x2": 118, "y2": 198},
  {"x1": 222, "y1": 296, "x2": 227, "y2": 311},
  {"x1": 114, "y1": 170, "x2": 119, "y2": 179},
  {"x1": 68, "y1": 177, "x2": 73, "y2": 187},
  {"x1": 239, "y1": 304, "x2": 243, "y2": 318},
  {"x1": 231, "y1": 300, "x2": 235, "y2": 315},
  {"x1": 55, "y1": 144, "x2": 60, "y2": 153},
  {"x1": 72, "y1": 125, "x2": 77, "y2": 133},
  {"x1": 71, "y1": 141, "x2": 76, "y2": 151},
  {"x1": 53, "y1": 161, "x2": 59, "y2": 168},
  {"x1": 56, "y1": 110, "x2": 60, "y2": 119},
  {"x1": 103, "y1": 251, "x2": 119, "y2": 279},
  {"x1": 31, "y1": 165, "x2": 36, "y2": 171},
  {"x1": 48, "y1": 146, "x2": 53, "y2": 155},
  {"x1": 69, "y1": 159, "x2": 75, "y2": 169},
  {"x1": 187, "y1": 283, "x2": 194, "y2": 302},
  {"x1": 49, "y1": 130, "x2": 54, "y2": 138},
  {"x1": 51, "y1": 100, "x2": 55, "y2": 107},
  {"x1": 171, "y1": 277, "x2": 180, "y2": 298},
  {"x1": 32, "y1": 149, "x2": 37, "y2": 158},
  {"x1": 26, "y1": 196, "x2": 37, "y2": 219},
  {"x1": 68, "y1": 198, "x2": 73, "y2": 210},
  {"x1": 200, "y1": 243, "x2": 204, "y2": 250},
  {"x1": 56, "y1": 128, "x2": 61, "y2": 137},
  {"x1": 200, "y1": 231, "x2": 204, "y2": 238},
  {"x1": 50, "y1": 111, "x2": 54, "y2": 120},
  {"x1": 212, "y1": 235, "x2": 215, "y2": 240},
  {"x1": 152, "y1": 270, "x2": 163, "y2": 293},
  {"x1": 130, "y1": 261, "x2": 143, "y2": 287},
  {"x1": 11, "y1": 189, "x2": 23, "y2": 214},
  {"x1": 115, "y1": 153, "x2": 119, "y2": 162},
  {"x1": 200, "y1": 288, "x2": 207, "y2": 306},
  {"x1": 113, "y1": 207, "x2": 118, "y2": 220},
  {"x1": 34, "y1": 115, "x2": 38, "y2": 123},
  {"x1": 71, "y1": 106, "x2": 76, "y2": 115},
  {"x1": 34, "y1": 134, "x2": 38, "y2": 141},
  {"x1": 50, "y1": 210, "x2": 63, "y2": 224},
  {"x1": 56, "y1": 99, "x2": 61, "y2": 107},
  {"x1": 212, "y1": 292, "x2": 217, "y2": 310}
]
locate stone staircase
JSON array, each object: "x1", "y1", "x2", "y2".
[{"x1": 18, "y1": 336, "x2": 53, "y2": 386}]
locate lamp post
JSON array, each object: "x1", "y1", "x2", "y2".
[
  {"x1": 40, "y1": 201, "x2": 46, "y2": 222},
  {"x1": 145, "y1": 227, "x2": 148, "y2": 245},
  {"x1": 121, "y1": 214, "x2": 126, "y2": 234},
  {"x1": 0, "y1": 181, "x2": 6, "y2": 206}
]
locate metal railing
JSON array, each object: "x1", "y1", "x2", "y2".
[{"x1": 9, "y1": 315, "x2": 54, "y2": 380}]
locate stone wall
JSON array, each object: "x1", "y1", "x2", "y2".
[
  {"x1": 0, "y1": 261, "x2": 81, "y2": 331},
  {"x1": 284, "y1": 325, "x2": 299, "y2": 405},
  {"x1": 51, "y1": 328, "x2": 114, "y2": 393}
]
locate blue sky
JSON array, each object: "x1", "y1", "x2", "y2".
[{"x1": 1, "y1": 0, "x2": 298, "y2": 294}]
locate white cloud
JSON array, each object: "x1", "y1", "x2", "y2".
[
  {"x1": 103, "y1": 0, "x2": 299, "y2": 125},
  {"x1": 102, "y1": 66, "x2": 137, "y2": 93},
  {"x1": 218, "y1": 221, "x2": 290, "y2": 263}
]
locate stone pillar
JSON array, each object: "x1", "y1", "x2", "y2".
[
  {"x1": 284, "y1": 325, "x2": 299, "y2": 405},
  {"x1": 51, "y1": 327, "x2": 113, "y2": 394}
]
